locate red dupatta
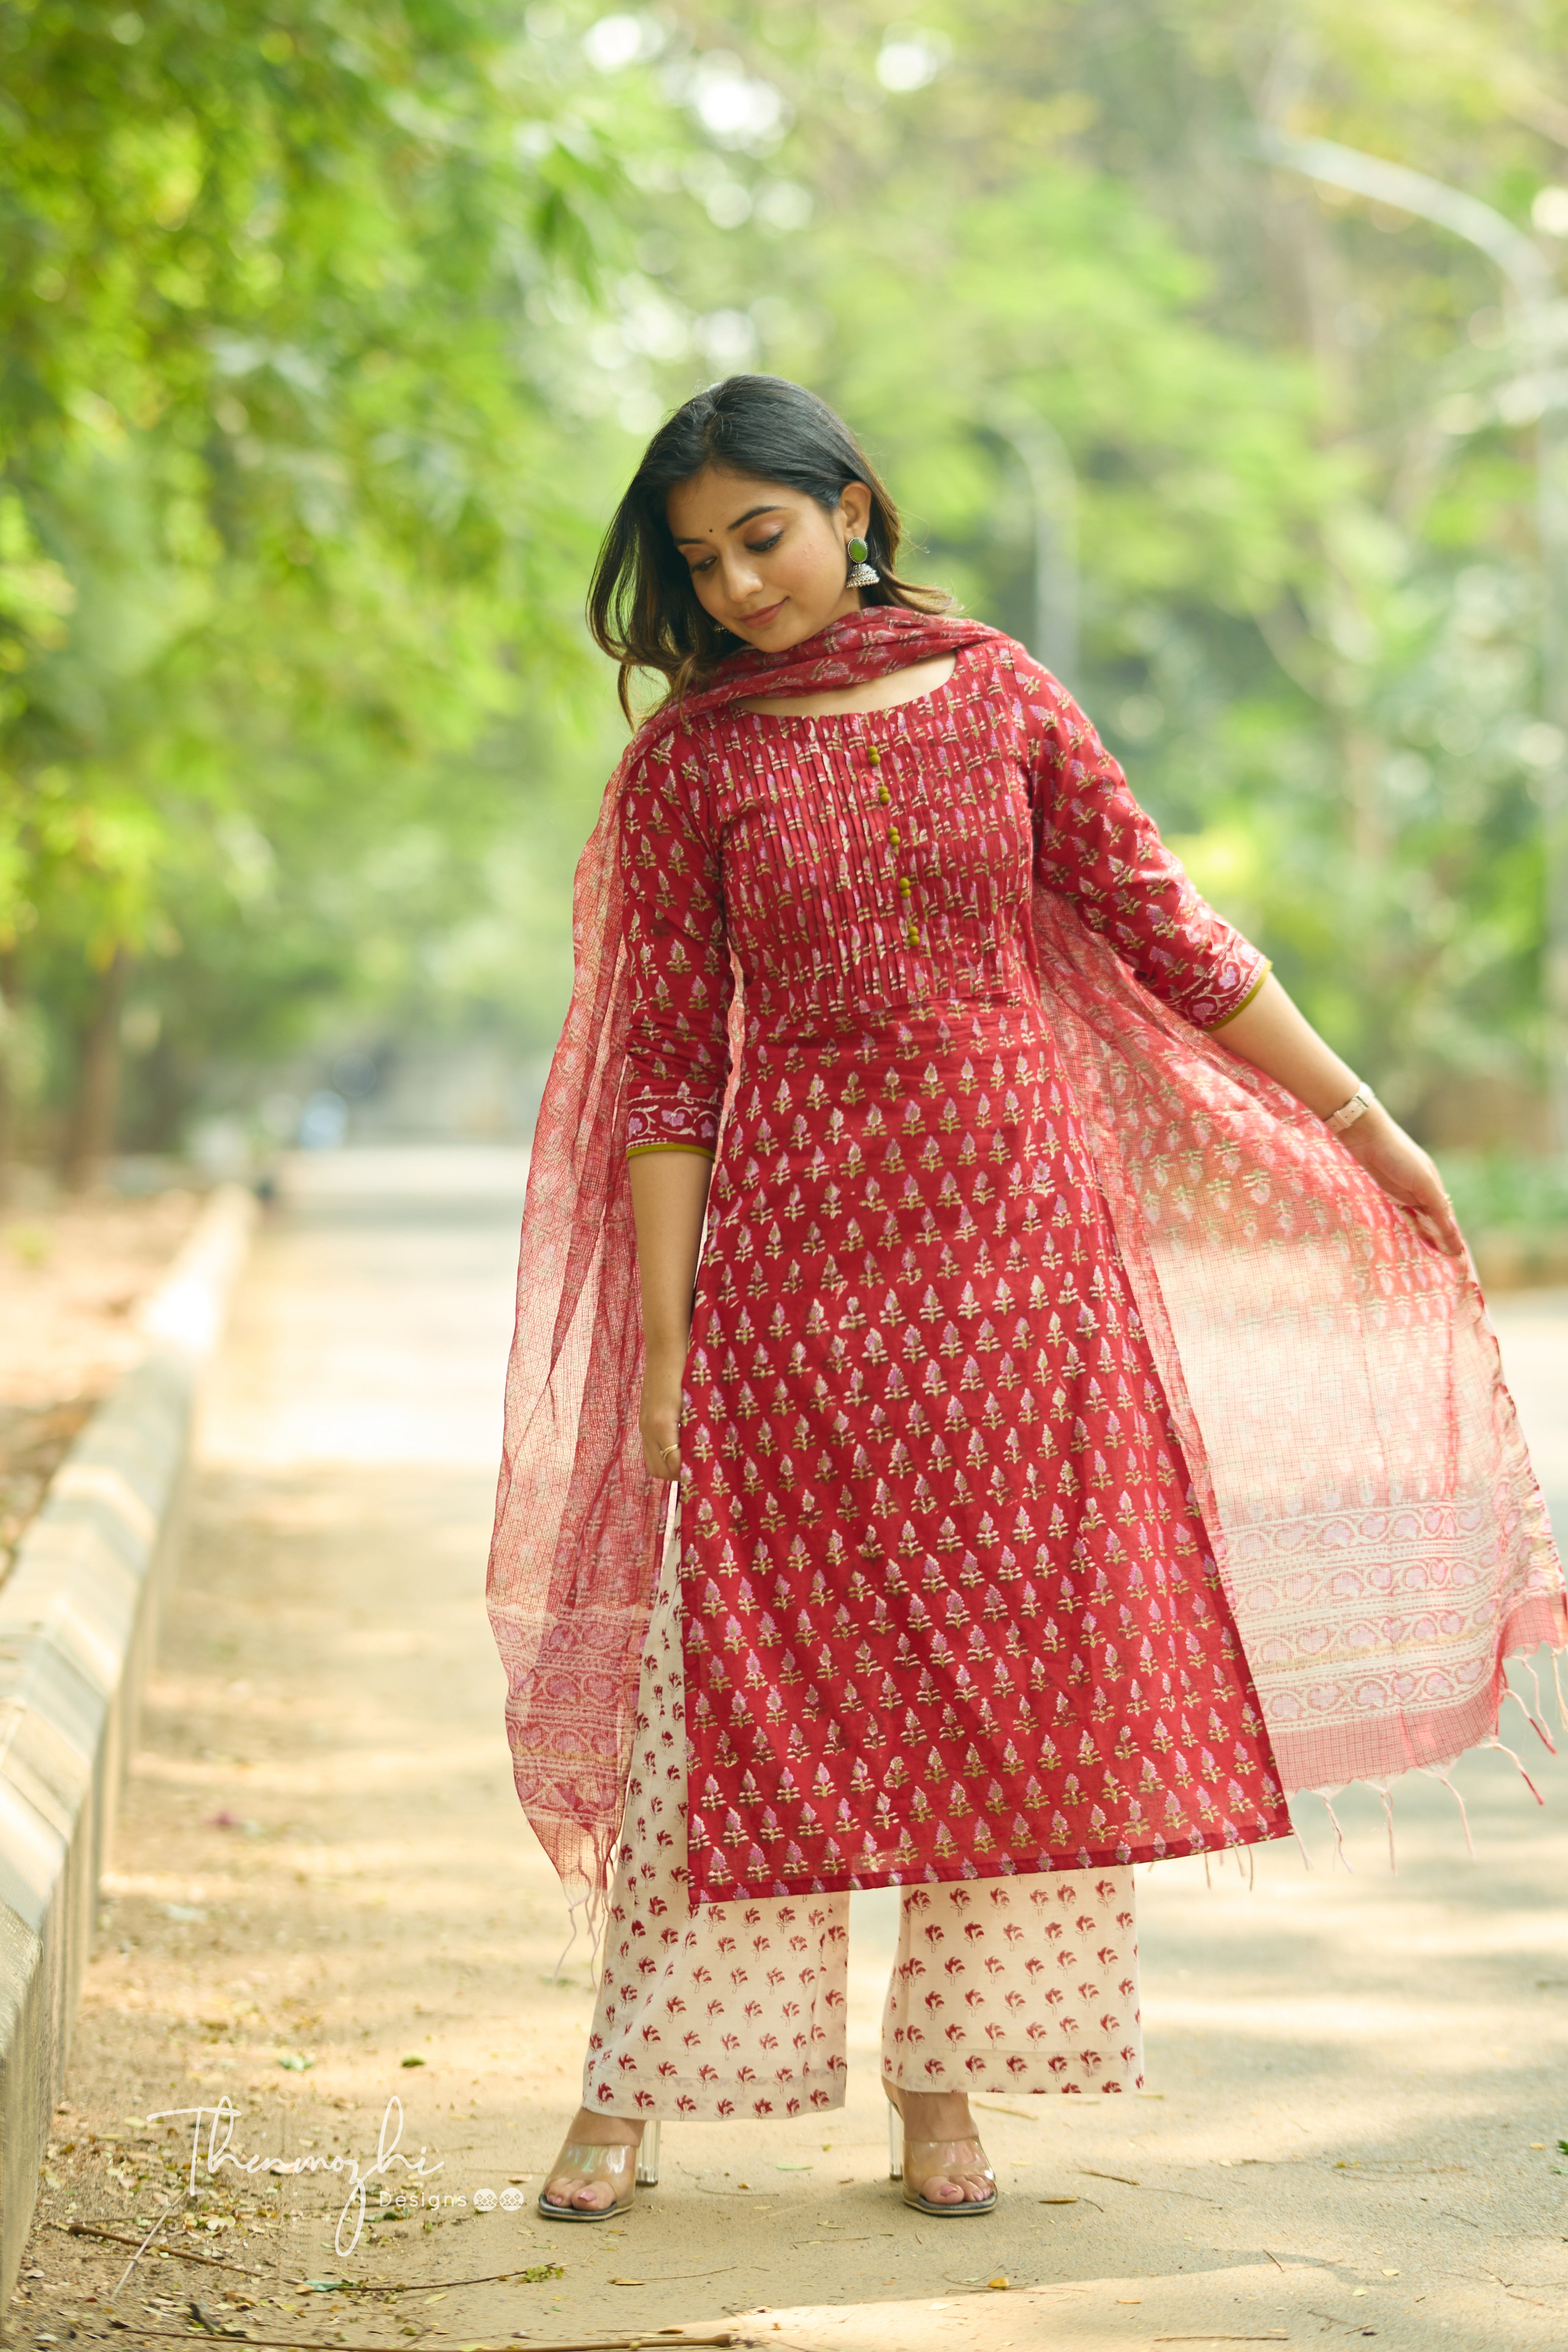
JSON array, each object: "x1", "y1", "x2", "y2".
[{"x1": 486, "y1": 607, "x2": 1566, "y2": 1910}]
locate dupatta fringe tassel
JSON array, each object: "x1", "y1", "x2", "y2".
[{"x1": 1479, "y1": 1733, "x2": 1545, "y2": 1806}]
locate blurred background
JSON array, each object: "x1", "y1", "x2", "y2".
[{"x1": 5, "y1": 0, "x2": 1568, "y2": 1276}]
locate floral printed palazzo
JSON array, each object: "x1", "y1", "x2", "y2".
[{"x1": 620, "y1": 634, "x2": 1291, "y2": 1909}]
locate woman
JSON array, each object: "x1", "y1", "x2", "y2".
[{"x1": 488, "y1": 376, "x2": 1564, "y2": 2224}]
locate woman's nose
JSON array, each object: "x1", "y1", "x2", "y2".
[{"x1": 722, "y1": 552, "x2": 763, "y2": 602}]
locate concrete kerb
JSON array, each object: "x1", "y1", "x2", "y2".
[{"x1": 0, "y1": 1181, "x2": 257, "y2": 2300}]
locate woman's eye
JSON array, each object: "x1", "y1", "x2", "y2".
[
  {"x1": 746, "y1": 532, "x2": 783, "y2": 554},
  {"x1": 690, "y1": 554, "x2": 716, "y2": 574}
]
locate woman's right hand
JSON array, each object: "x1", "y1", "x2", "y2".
[
  {"x1": 640, "y1": 1341, "x2": 686, "y2": 1482},
  {"x1": 626, "y1": 1149, "x2": 711, "y2": 1482}
]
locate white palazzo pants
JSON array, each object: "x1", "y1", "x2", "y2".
[{"x1": 582, "y1": 1528, "x2": 1144, "y2": 2121}]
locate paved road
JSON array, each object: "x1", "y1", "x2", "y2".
[{"x1": 19, "y1": 1153, "x2": 1568, "y2": 2351}]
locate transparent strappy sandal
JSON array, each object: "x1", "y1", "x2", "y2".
[
  {"x1": 885, "y1": 2090, "x2": 996, "y2": 2218},
  {"x1": 536, "y1": 2121, "x2": 661, "y2": 2222}
]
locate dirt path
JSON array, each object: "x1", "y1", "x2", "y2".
[{"x1": 14, "y1": 1153, "x2": 1568, "y2": 2351}]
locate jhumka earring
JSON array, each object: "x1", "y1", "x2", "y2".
[{"x1": 846, "y1": 533, "x2": 879, "y2": 588}]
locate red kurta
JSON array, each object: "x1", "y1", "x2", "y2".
[{"x1": 619, "y1": 632, "x2": 1291, "y2": 1905}]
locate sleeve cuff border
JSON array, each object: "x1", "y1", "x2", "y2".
[{"x1": 1204, "y1": 959, "x2": 1272, "y2": 1031}]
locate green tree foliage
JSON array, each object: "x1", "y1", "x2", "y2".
[
  {"x1": 0, "y1": 0, "x2": 665, "y2": 1169},
  {"x1": 8, "y1": 0, "x2": 1568, "y2": 1169},
  {"x1": 608, "y1": 0, "x2": 1568, "y2": 1135}
]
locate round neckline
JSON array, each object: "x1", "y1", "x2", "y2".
[{"x1": 730, "y1": 647, "x2": 968, "y2": 729}]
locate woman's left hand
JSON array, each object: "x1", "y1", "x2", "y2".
[{"x1": 1337, "y1": 1103, "x2": 1465, "y2": 1257}]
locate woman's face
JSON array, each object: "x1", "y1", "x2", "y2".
[{"x1": 665, "y1": 466, "x2": 874, "y2": 651}]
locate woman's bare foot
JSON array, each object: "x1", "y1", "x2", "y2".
[
  {"x1": 886, "y1": 2083, "x2": 995, "y2": 2207},
  {"x1": 540, "y1": 2107, "x2": 645, "y2": 2215}
]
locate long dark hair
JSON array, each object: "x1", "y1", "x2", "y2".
[{"x1": 587, "y1": 374, "x2": 951, "y2": 719}]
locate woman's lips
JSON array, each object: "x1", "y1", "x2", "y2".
[{"x1": 737, "y1": 599, "x2": 786, "y2": 629}]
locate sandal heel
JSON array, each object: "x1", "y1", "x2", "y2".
[
  {"x1": 887, "y1": 2104, "x2": 903, "y2": 2182},
  {"x1": 636, "y1": 2121, "x2": 661, "y2": 2188}
]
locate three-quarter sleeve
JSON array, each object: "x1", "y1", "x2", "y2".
[
  {"x1": 619, "y1": 735, "x2": 734, "y2": 1158},
  {"x1": 1018, "y1": 658, "x2": 1269, "y2": 1031}
]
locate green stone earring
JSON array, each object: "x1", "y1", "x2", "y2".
[{"x1": 846, "y1": 534, "x2": 879, "y2": 588}]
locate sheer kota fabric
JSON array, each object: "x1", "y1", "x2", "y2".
[
  {"x1": 486, "y1": 608, "x2": 1566, "y2": 1914},
  {"x1": 1031, "y1": 890, "x2": 1566, "y2": 1792}
]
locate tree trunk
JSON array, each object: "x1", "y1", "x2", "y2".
[{"x1": 62, "y1": 947, "x2": 131, "y2": 1192}]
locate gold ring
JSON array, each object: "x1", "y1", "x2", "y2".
[{"x1": 658, "y1": 1442, "x2": 680, "y2": 1463}]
